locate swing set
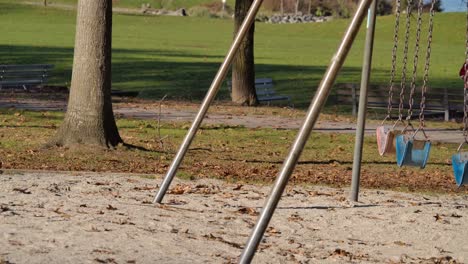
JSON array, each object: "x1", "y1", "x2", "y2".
[
  {"x1": 149, "y1": 0, "x2": 465, "y2": 262},
  {"x1": 376, "y1": 0, "x2": 433, "y2": 169},
  {"x1": 376, "y1": 0, "x2": 468, "y2": 184}
]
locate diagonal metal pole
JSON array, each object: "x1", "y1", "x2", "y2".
[
  {"x1": 350, "y1": 0, "x2": 377, "y2": 202},
  {"x1": 238, "y1": 0, "x2": 374, "y2": 262},
  {"x1": 154, "y1": 0, "x2": 264, "y2": 204}
]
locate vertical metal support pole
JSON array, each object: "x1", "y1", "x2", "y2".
[
  {"x1": 350, "y1": 0, "x2": 377, "y2": 202},
  {"x1": 153, "y1": 0, "x2": 264, "y2": 204},
  {"x1": 352, "y1": 84, "x2": 357, "y2": 116},
  {"x1": 444, "y1": 87, "x2": 449, "y2": 121},
  {"x1": 239, "y1": 0, "x2": 374, "y2": 262}
]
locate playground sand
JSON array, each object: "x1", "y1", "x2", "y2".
[{"x1": 0, "y1": 171, "x2": 467, "y2": 263}]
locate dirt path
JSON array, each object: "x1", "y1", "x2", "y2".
[
  {"x1": 0, "y1": 95, "x2": 464, "y2": 143},
  {"x1": 1, "y1": 170, "x2": 467, "y2": 263}
]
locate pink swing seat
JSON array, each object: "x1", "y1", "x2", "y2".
[{"x1": 376, "y1": 126, "x2": 400, "y2": 156}]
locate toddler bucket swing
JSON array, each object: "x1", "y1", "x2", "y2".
[
  {"x1": 376, "y1": 0, "x2": 407, "y2": 156},
  {"x1": 452, "y1": 5, "x2": 468, "y2": 186},
  {"x1": 395, "y1": 0, "x2": 435, "y2": 169},
  {"x1": 452, "y1": 143, "x2": 468, "y2": 186}
]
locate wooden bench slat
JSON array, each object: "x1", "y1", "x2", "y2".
[
  {"x1": 255, "y1": 78, "x2": 273, "y2": 84},
  {"x1": 227, "y1": 78, "x2": 290, "y2": 105},
  {"x1": 1, "y1": 73, "x2": 49, "y2": 78},
  {"x1": 0, "y1": 64, "x2": 53, "y2": 90},
  {"x1": 1, "y1": 79, "x2": 44, "y2": 84},
  {"x1": 335, "y1": 83, "x2": 464, "y2": 121},
  {"x1": 0, "y1": 64, "x2": 54, "y2": 70},
  {"x1": 258, "y1": 95, "x2": 290, "y2": 101},
  {"x1": 255, "y1": 84, "x2": 274, "y2": 89}
]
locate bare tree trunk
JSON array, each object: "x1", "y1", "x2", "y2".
[
  {"x1": 43, "y1": 0, "x2": 47, "y2": 6},
  {"x1": 231, "y1": 0, "x2": 258, "y2": 106},
  {"x1": 48, "y1": 0, "x2": 122, "y2": 148},
  {"x1": 295, "y1": 0, "x2": 300, "y2": 15},
  {"x1": 280, "y1": 0, "x2": 284, "y2": 15}
]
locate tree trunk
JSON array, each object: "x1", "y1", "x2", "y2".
[
  {"x1": 48, "y1": 0, "x2": 122, "y2": 148},
  {"x1": 43, "y1": 0, "x2": 47, "y2": 7},
  {"x1": 231, "y1": 0, "x2": 258, "y2": 106}
]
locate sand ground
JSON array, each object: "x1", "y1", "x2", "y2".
[{"x1": 1, "y1": 170, "x2": 467, "y2": 263}]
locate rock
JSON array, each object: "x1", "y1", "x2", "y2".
[
  {"x1": 265, "y1": 13, "x2": 332, "y2": 24},
  {"x1": 140, "y1": 3, "x2": 151, "y2": 14}
]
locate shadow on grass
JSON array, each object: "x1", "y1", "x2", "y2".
[
  {"x1": 221, "y1": 157, "x2": 451, "y2": 167},
  {"x1": 1, "y1": 44, "x2": 456, "y2": 109}
]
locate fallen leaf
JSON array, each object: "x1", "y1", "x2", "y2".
[
  {"x1": 450, "y1": 213, "x2": 462, "y2": 218},
  {"x1": 233, "y1": 184, "x2": 243, "y2": 191},
  {"x1": 8, "y1": 240, "x2": 24, "y2": 246},
  {"x1": 266, "y1": 226, "x2": 281, "y2": 235},
  {"x1": 202, "y1": 233, "x2": 243, "y2": 249},
  {"x1": 236, "y1": 207, "x2": 258, "y2": 216},
  {"x1": 394, "y1": 241, "x2": 411, "y2": 246},
  {"x1": 288, "y1": 213, "x2": 303, "y2": 222},
  {"x1": 12, "y1": 188, "x2": 31, "y2": 194},
  {"x1": 331, "y1": 248, "x2": 352, "y2": 257},
  {"x1": 94, "y1": 258, "x2": 117, "y2": 264},
  {"x1": 106, "y1": 205, "x2": 117, "y2": 211}
]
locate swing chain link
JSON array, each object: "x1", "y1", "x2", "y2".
[
  {"x1": 464, "y1": 0, "x2": 468, "y2": 142},
  {"x1": 386, "y1": 0, "x2": 401, "y2": 121},
  {"x1": 406, "y1": 0, "x2": 424, "y2": 123},
  {"x1": 464, "y1": 70, "x2": 468, "y2": 140},
  {"x1": 398, "y1": 0, "x2": 414, "y2": 122},
  {"x1": 418, "y1": 0, "x2": 436, "y2": 131}
]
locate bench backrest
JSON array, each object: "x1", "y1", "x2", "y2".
[
  {"x1": 335, "y1": 83, "x2": 462, "y2": 108},
  {"x1": 0, "y1": 64, "x2": 54, "y2": 88},
  {"x1": 254, "y1": 78, "x2": 275, "y2": 97}
]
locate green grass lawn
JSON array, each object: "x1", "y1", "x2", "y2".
[{"x1": 0, "y1": 2, "x2": 466, "y2": 108}]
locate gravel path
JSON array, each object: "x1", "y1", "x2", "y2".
[{"x1": 0, "y1": 96, "x2": 465, "y2": 143}]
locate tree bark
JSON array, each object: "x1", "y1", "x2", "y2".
[
  {"x1": 48, "y1": 0, "x2": 122, "y2": 148},
  {"x1": 231, "y1": 0, "x2": 258, "y2": 106}
]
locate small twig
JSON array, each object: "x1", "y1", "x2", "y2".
[{"x1": 157, "y1": 95, "x2": 168, "y2": 148}]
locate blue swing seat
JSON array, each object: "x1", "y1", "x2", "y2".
[
  {"x1": 452, "y1": 152, "x2": 468, "y2": 186},
  {"x1": 396, "y1": 135, "x2": 431, "y2": 168}
]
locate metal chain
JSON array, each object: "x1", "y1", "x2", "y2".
[
  {"x1": 385, "y1": 0, "x2": 401, "y2": 121},
  {"x1": 398, "y1": 0, "x2": 414, "y2": 122},
  {"x1": 418, "y1": 0, "x2": 436, "y2": 130},
  {"x1": 463, "y1": 0, "x2": 468, "y2": 141},
  {"x1": 406, "y1": 0, "x2": 424, "y2": 122}
]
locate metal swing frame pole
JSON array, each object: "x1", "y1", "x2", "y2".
[
  {"x1": 153, "y1": 0, "x2": 264, "y2": 203},
  {"x1": 239, "y1": 0, "x2": 374, "y2": 262},
  {"x1": 350, "y1": 0, "x2": 377, "y2": 202}
]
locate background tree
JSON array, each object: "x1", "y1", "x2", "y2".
[
  {"x1": 398, "y1": 0, "x2": 443, "y2": 13},
  {"x1": 48, "y1": 0, "x2": 122, "y2": 148},
  {"x1": 231, "y1": 0, "x2": 258, "y2": 106}
]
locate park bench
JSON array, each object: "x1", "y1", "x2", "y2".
[
  {"x1": 335, "y1": 83, "x2": 463, "y2": 121},
  {"x1": 0, "y1": 64, "x2": 54, "y2": 90},
  {"x1": 227, "y1": 78, "x2": 291, "y2": 105}
]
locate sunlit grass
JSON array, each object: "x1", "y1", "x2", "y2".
[{"x1": 0, "y1": 2, "x2": 465, "y2": 109}]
